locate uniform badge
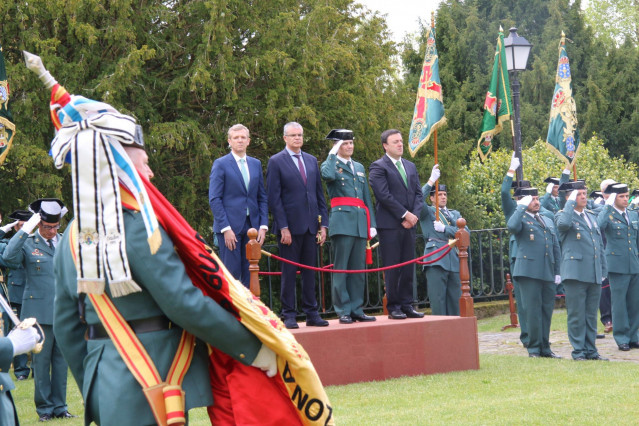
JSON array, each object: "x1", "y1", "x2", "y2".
[
  {"x1": 530, "y1": 234, "x2": 534, "y2": 241},
  {"x1": 31, "y1": 248, "x2": 43, "y2": 256},
  {"x1": 576, "y1": 233, "x2": 581, "y2": 240},
  {"x1": 357, "y1": 171, "x2": 365, "y2": 177},
  {"x1": 337, "y1": 168, "x2": 343, "y2": 174}
]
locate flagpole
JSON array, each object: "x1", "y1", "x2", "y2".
[
  {"x1": 572, "y1": 163, "x2": 577, "y2": 181},
  {"x1": 432, "y1": 12, "x2": 440, "y2": 220}
]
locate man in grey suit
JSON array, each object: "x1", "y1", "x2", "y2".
[
  {"x1": 555, "y1": 181, "x2": 608, "y2": 360},
  {"x1": 507, "y1": 187, "x2": 562, "y2": 358}
]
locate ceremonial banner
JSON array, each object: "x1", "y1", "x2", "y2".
[
  {"x1": 0, "y1": 43, "x2": 16, "y2": 165},
  {"x1": 408, "y1": 22, "x2": 446, "y2": 157},
  {"x1": 477, "y1": 29, "x2": 512, "y2": 161},
  {"x1": 546, "y1": 32, "x2": 580, "y2": 167}
]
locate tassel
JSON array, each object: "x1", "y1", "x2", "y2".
[
  {"x1": 148, "y1": 228, "x2": 162, "y2": 255},
  {"x1": 77, "y1": 279, "x2": 106, "y2": 295},
  {"x1": 109, "y1": 279, "x2": 143, "y2": 297},
  {"x1": 366, "y1": 243, "x2": 373, "y2": 265}
]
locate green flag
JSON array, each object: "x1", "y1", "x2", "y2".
[
  {"x1": 546, "y1": 32, "x2": 580, "y2": 167},
  {"x1": 0, "y1": 42, "x2": 15, "y2": 166},
  {"x1": 407, "y1": 21, "x2": 446, "y2": 158},
  {"x1": 477, "y1": 29, "x2": 513, "y2": 162}
]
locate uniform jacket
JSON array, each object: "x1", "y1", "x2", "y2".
[
  {"x1": 540, "y1": 173, "x2": 570, "y2": 213},
  {"x1": 507, "y1": 205, "x2": 561, "y2": 281},
  {"x1": 266, "y1": 149, "x2": 328, "y2": 235},
  {"x1": 53, "y1": 212, "x2": 263, "y2": 426},
  {"x1": 555, "y1": 201, "x2": 607, "y2": 284},
  {"x1": 320, "y1": 154, "x2": 376, "y2": 239},
  {"x1": 0, "y1": 231, "x2": 27, "y2": 305},
  {"x1": 368, "y1": 155, "x2": 422, "y2": 230},
  {"x1": 0, "y1": 338, "x2": 19, "y2": 426},
  {"x1": 596, "y1": 204, "x2": 639, "y2": 274},
  {"x1": 208, "y1": 153, "x2": 268, "y2": 234},
  {"x1": 419, "y1": 183, "x2": 465, "y2": 272},
  {"x1": 2, "y1": 230, "x2": 58, "y2": 324}
]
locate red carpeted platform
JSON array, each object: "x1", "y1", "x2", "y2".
[{"x1": 290, "y1": 315, "x2": 479, "y2": 386}]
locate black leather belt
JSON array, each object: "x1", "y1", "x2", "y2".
[{"x1": 86, "y1": 315, "x2": 173, "y2": 340}]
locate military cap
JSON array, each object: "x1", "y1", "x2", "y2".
[
  {"x1": 604, "y1": 183, "x2": 629, "y2": 194},
  {"x1": 429, "y1": 184, "x2": 448, "y2": 195},
  {"x1": 632, "y1": 189, "x2": 639, "y2": 197},
  {"x1": 544, "y1": 177, "x2": 560, "y2": 185},
  {"x1": 325, "y1": 129, "x2": 354, "y2": 142},
  {"x1": 558, "y1": 181, "x2": 586, "y2": 192},
  {"x1": 29, "y1": 198, "x2": 67, "y2": 223},
  {"x1": 589, "y1": 190, "x2": 602, "y2": 199},
  {"x1": 8, "y1": 210, "x2": 33, "y2": 222}
]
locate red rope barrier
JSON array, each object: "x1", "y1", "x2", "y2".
[{"x1": 260, "y1": 243, "x2": 453, "y2": 275}]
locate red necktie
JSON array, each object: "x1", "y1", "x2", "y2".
[{"x1": 293, "y1": 154, "x2": 307, "y2": 185}]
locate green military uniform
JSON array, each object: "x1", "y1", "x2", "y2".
[
  {"x1": 0, "y1": 337, "x2": 19, "y2": 426},
  {"x1": 54, "y1": 211, "x2": 262, "y2": 426},
  {"x1": 507, "y1": 203, "x2": 561, "y2": 356},
  {"x1": 596, "y1": 203, "x2": 639, "y2": 347},
  {"x1": 2, "y1": 229, "x2": 69, "y2": 418},
  {"x1": 420, "y1": 183, "x2": 464, "y2": 316},
  {"x1": 320, "y1": 153, "x2": 376, "y2": 318},
  {"x1": 556, "y1": 200, "x2": 607, "y2": 359},
  {"x1": 540, "y1": 173, "x2": 570, "y2": 214}
]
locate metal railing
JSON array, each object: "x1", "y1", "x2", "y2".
[{"x1": 255, "y1": 227, "x2": 511, "y2": 316}]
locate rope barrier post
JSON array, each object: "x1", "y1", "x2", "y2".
[
  {"x1": 501, "y1": 273, "x2": 519, "y2": 330},
  {"x1": 456, "y1": 218, "x2": 474, "y2": 317},
  {"x1": 246, "y1": 228, "x2": 261, "y2": 297}
]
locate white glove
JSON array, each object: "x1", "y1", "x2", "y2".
[
  {"x1": 0, "y1": 220, "x2": 19, "y2": 233},
  {"x1": 369, "y1": 228, "x2": 377, "y2": 239},
  {"x1": 509, "y1": 153, "x2": 520, "y2": 172},
  {"x1": 517, "y1": 195, "x2": 532, "y2": 207},
  {"x1": 328, "y1": 140, "x2": 344, "y2": 156},
  {"x1": 632, "y1": 197, "x2": 639, "y2": 206},
  {"x1": 594, "y1": 197, "x2": 604, "y2": 205},
  {"x1": 545, "y1": 182, "x2": 555, "y2": 194},
  {"x1": 251, "y1": 344, "x2": 277, "y2": 378},
  {"x1": 554, "y1": 275, "x2": 562, "y2": 285},
  {"x1": 605, "y1": 193, "x2": 617, "y2": 206},
  {"x1": 433, "y1": 221, "x2": 446, "y2": 232},
  {"x1": 7, "y1": 326, "x2": 39, "y2": 356},
  {"x1": 568, "y1": 190, "x2": 578, "y2": 202},
  {"x1": 428, "y1": 164, "x2": 441, "y2": 184},
  {"x1": 562, "y1": 168, "x2": 571, "y2": 175},
  {"x1": 21, "y1": 213, "x2": 41, "y2": 234}
]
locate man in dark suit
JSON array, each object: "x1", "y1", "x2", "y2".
[
  {"x1": 266, "y1": 122, "x2": 329, "y2": 329},
  {"x1": 369, "y1": 129, "x2": 424, "y2": 320},
  {"x1": 209, "y1": 124, "x2": 269, "y2": 288}
]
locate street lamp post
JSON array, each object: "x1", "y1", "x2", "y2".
[{"x1": 503, "y1": 27, "x2": 532, "y2": 182}]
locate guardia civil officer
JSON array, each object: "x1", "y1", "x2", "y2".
[
  {"x1": 540, "y1": 169, "x2": 570, "y2": 214},
  {"x1": 555, "y1": 181, "x2": 608, "y2": 360},
  {"x1": 2, "y1": 199, "x2": 74, "y2": 421},
  {"x1": 507, "y1": 187, "x2": 562, "y2": 358},
  {"x1": 596, "y1": 183, "x2": 639, "y2": 351},
  {"x1": 321, "y1": 129, "x2": 377, "y2": 324},
  {"x1": 420, "y1": 165, "x2": 466, "y2": 316}
]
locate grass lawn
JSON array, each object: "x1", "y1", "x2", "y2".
[{"x1": 11, "y1": 310, "x2": 630, "y2": 425}]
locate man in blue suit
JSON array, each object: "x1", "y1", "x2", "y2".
[
  {"x1": 369, "y1": 129, "x2": 423, "y2": 320},
  {"x1": 209, "y1": 124, "x2": 269, "y2": 288},
  {"x1": 266, "y1": 122, "x2": 329, "y2": 329}
]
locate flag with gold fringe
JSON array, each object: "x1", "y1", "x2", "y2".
[
  {"x1": 0, "y1": 42, "x2": 16, "y2": 165},
  {"x1": 477, "y1": 28, "x2": 512, "y2": 161},
  {"x1": 546, "y1": 32, "x2": 580, "y2": 167},
  {"x1": 408, "y1": 20, "x2": 446, "y2": 157}
]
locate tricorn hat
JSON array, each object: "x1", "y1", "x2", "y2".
[
  {"x1": 558, "y1": 181, "x2": 586, "y2": 192},
  {"x1": 511, "y1": 180, "x2": 531, "y2": 190},
  {"x1": 544, "y1": 177, "x2": 560, "y2": 185},
  {"x1": 604, "y1": 183, "x2": 629, "y2": 194},
  {"x1": 429, "y1": 184, "x2": 448, "y2": 195},
  {"x1": 326, "y1": 129, "x2": 354, "y2": 142},
  {"x1": 515, "y1": 187, "x2": 538, "y2": 197},
  {"x1": 632, "y1": 189, "x2": 639, "y2": 197},
  {"x1": 8, "y1": 210, "x2": 33, "y2": 222},
  {"x1": 589, "y1": 190, "x2": 602, "y2": 199},
  {"x1": 29, "y1": 198, "x2": 67, "y2": 223}
]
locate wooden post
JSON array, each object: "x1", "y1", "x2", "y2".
[
  {"x1": 456, "y1": 218, "x2": 474, "y2": 317},
  {"x1": 246, "y1": 228, "x2": 261, "y2": 297},
  {"x1": 501, "y1": 273, "x2": 519, "y2": 330}
]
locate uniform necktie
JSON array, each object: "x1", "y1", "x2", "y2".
[
  {"x1": 580, "y1": 212, "x2": 591, "y2": 229},
  {"x1": 346, "y1": 160, "x2": 354, "y2": 174},
  {"x1": 534, "y1": 214, "x2": 545, "y2": 229},
  {"x1": 47, "y1": 239, "x2": 55, "y2": 249},
  {"x1": 396, "y1": 160, "x2": 408, "y2": 187},
  {"x1": 239, "y1": 158, "x2": 249, "y2": 190},
  {"x1": 293, "y1": 154, "x2": 307, "y2": 185}
]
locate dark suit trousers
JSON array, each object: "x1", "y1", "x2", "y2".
[
  {"x1": 33, "y1": 324, "x2": 68, "y2": 416},
  {"x1": 599, "y1": 278, "x2": 612, "y2": 325},
  {"x1": 216, "y1": 216, "x2": 251, "y2": 288},
  {"x1": 378, "y1": 227, "x2": 416, "y2": 312},
  {"x1": 279, "y1": 231, "x2": 319, "y2": 319}
]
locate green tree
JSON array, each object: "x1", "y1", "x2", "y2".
[{"x1": 585, "y1": 0, "x2": 639, "y2": 47}]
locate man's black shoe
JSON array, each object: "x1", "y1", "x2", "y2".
[
  {"x1": 528, "y1": 353, "x2": 541, "y2": 358},
  {"x1": 283, "y1": 318, "x2": 299, "y2": 329},
  {"x1": 401, "y1": 307, "x2": 424, "y2": 318},
  {"x1": 388, "y1": 310, "x2": 407, "y2": 320},
  {"x1": 629, "y1": 342, "x2": 639, "y2": 349},
  {"x1": 618, "y1": 343, "x2": 630, "y2": 351},
  {"x1": 16, "y1": 375, "x2": 28, "y2": 381},
  {"x1": 588, "y1": 355, "x2": 609, "y2": 361},
  {"x1": 339, "y1": 315, "x2": 353, "y2": 324},
  {"x1": 596, "y1": 333, "x2": 605, "y2": 339},
  {"x1": 306, "y1": 317, "x2": 329, "y2": 327},
  {"x1": 351, "y1": 313, "x2": 376, "y2": 322},
  {"x1": 54, "y1": 411, "x2": 77, "y2": 419},
  {"x1": 541, "y1": 351, "x2": 562, "y2": 359},
  {"x1": 39, "y1": 413, "x2": 53, "y2": 422},
  {"x1": 574, "y1": 356, "x2": 587, "y2": 361}
]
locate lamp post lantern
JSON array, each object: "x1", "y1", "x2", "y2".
[{"x1": 503, "y1": 27, "x2": 532, "y2": 182}]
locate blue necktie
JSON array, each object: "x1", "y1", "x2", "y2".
[{"x1": 239, "y1": 158, "x2": 249, "y2": 190}]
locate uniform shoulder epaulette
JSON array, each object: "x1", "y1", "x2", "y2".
[
  {"x1": 585, "y1": 208, "x2": 594, "y2": 214},
  {"x1": 557, "y1": 209, "x2": 563, "y2": 214}
]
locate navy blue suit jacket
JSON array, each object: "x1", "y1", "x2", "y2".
[
  {"x1": 266, "y1": 149, "x2": 328, "y2": 235},
  {"x1": 369, "y1": 155, "x2": 422, "y2": 229},
  {"x1": 209, "y1": 153, "x2": 268, "y2": 234}
]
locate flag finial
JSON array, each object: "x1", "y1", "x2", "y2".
[
  {"x1": 431, "y1": 11, "x2": 435, "y2": 29},
  {"x1": 499, "y1": 25, "x2": 503, "y2": 32}
]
